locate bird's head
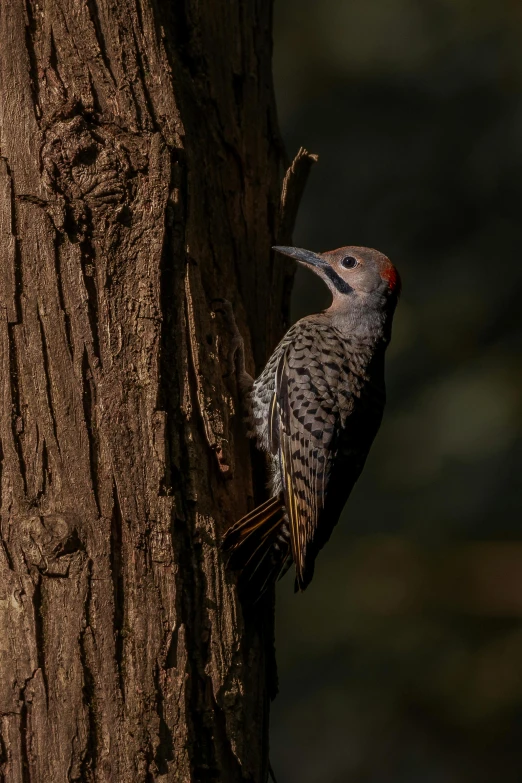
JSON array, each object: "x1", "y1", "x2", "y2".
[{"x1": 273, "y1": 245, "x2": 401, "y2": 312}]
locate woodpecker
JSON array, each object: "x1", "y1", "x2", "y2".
[{"x1": 222, "y1": 245, "x2": 400, "y2": 598}]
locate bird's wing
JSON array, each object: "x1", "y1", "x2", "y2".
[{"x1": 269, "y1": 324, "x2": 353, "y2": 589}]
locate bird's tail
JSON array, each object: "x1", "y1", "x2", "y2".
[{"x1": 222, "y1": 495, "x2": 291, "y2": 600}]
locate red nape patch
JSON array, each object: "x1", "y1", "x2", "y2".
[{"x1": 381, "y1": 262, "x2": 401, "y2": 296}]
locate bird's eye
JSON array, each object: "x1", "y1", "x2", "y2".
[{"x1": 340, "y1": 256, "x2": 358, "y2": 269}]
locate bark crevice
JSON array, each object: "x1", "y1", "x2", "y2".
[
  {"x1": 37, "y1": 310, "x2": 59, "y2": 448},
  {"x1": 81, "y1": 348, "x2": 101, "y2": 516},
  {"x1": 31, "y1": 574, "x2": 49, "y2": 705},
  {"x1": 7, "y1": 324, "x2": 27, "y2": 497},
  {"x1": 110, "y1": 479, "x2": 125, "y2": 700},
  {"x1": 23, "y1": 0, "x2": 41, "y2": 118},
  {"x1": 78, "y1": 561, "x2": 97, "y2": 781}
]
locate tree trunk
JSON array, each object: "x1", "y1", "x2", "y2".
[{"x1": 0, "y1": 2, "x2": 314, "y2": 781}]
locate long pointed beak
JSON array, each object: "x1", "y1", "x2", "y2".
[{"x1": 272, "y1": 246, "x2": 329, "y2": 272}]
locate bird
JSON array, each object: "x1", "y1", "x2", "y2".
[{"x1": 221, "y1": 245, "x2": 401, "y2": 599}]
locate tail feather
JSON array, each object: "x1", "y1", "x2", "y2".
[{"x1": 223, "y1": 495, "x2": 291, "y2": 600}]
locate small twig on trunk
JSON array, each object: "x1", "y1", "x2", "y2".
[{"x1": 278, "y1": 147, "x2": 318, "y2": 244}]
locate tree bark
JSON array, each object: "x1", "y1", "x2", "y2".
[{"x1": 0, "y1": 2, "x2": 314, "y2": 781}]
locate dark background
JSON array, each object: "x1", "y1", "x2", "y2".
[{"x1": 270, "y1": 2, "x2": 522, "y2": 781}]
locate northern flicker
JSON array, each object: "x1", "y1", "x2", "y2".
[{"x1": 221, "y1": 245, "x2": 400, "y2": 598}]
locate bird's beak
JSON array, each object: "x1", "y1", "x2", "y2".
[{"x1": 272, "y1": 246, "x2": 329, "y2": 272}]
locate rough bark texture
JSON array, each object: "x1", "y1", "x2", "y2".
[{"x1": 0, "y1": 2, "x2": 314, "y2": 781}]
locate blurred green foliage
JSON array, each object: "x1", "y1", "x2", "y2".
[{"x1": 271, "y1": 1, "x2": 522, "y2": 780}]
